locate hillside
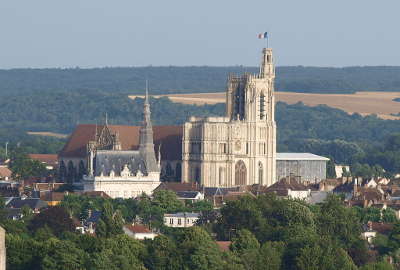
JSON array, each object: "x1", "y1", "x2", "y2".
[{"x1": 1, "y1": 66, "x2": 400, "y2": 96}]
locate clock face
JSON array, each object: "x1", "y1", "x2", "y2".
[{"x1": 235, "y1": 141, "x2": 241, "y2": 151}]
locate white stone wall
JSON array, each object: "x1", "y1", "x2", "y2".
[
  {"x1": 84, "y1": 175, "x2": 161, "y2": 199},
  {"x1": 164, "y1": 216, "x2": 198, "y2": 228}
]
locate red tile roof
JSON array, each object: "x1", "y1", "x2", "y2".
[
  {"x1": 371, "y1": 222, "x2": 393, "y2": 235},
  {"x1": 40, "y1": 192, "x2": 66, "y2": 202},
  {"x1": 28, "y1": 154, "x2": 58, "y2": 165},
  {"x1": 124, "y1": 224, "x2": 152, "y2": 234},
  {"x1": 0, "y1": 167, "x2": 11, "y2": 178},
  {"x1": 83, "y1": 191, "x2": 111, "y2": 199},
  {"x1": 155, "y1": 182, "x2": 201, "y2": 193},
  {"x1": 216, "y1": 241, "x2": 231, "y2": 252},
  {"x1": 59, "y1": 124, "x2": 183, "y2": 160}
]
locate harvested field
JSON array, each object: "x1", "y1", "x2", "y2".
[
  {"x1": 27, "y1": 131, "x2": 69, "y2": 139},
  {"x1": 130, "y1": 91, "x2": 400, "y2": 120}
]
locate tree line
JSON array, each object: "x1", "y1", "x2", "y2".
[{"x1": 1, "y1": 66, "x2": 400, "y2": 97}]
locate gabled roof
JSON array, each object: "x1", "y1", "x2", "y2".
[
  {"x1": 6, "y1": 197, "x2": 48, "y2": 210},
  {"x1": 265, "y1": 177, "x2": 309, "y2": 194},
  {"x1": 176, "y1": 191, "x2": 201, "y2": 199},
  {"x1": 59, "y1": 124, "x2": 183, "y2": 160},
  {"x1": 124, "y1": 224, "x2": 152, "y2": 234},
  {"x1": 0, "y1": 167, "x2": 11, "y2": 178},
  {"x1": 40, "y1": 192, "x2": 65, "y2": 202},
  {"x1": 203, "y1": 187, "x2": 240, "y2": 197},
  {"x1": 82, "y1": 191, "x2": 112, "y2": 199},
  {"x1": 155, "y1": 182, "x2": 201, "y2": 193}
]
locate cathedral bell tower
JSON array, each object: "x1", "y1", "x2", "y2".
[
  {"x1": 226, "y1": 48, "x2": 275, "y2": 123},
  {"x1": 182, "y1": 47, "x2": 277, "y2": 187}
]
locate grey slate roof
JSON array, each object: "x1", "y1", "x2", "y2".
[
  {"x1": 94, "y1": 150, "x2": 147, "y2": 176},
  {"x1": 6, "y1": 197, "x2": 48, "y2": 210},
  {"x1": 176, "y1": 191, "x2": 201, "y2": 199},
  {"x1": 164, "y1": 212, "x2": 200, "y2": 218},
  {"x1": 277, "y1": 153, "x2": 329, "y2": 161}
]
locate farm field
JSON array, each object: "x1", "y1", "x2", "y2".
[
  {"x1": 130, "y1": 91, "x2": 400, "y2": 120},
  {"x1": 27, "y1": 131, "x2": 69, "y2": 139}
]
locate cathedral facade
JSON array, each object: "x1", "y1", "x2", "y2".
[{"x1": 181, "y1": 48, "x2": 277, "y2": 187}]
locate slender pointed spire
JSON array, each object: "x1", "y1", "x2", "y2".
[{"x1": 139, "y1": 80, "x2": 158, "y2": 173}]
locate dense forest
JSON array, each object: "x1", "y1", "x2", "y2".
[
  {"x1": 1, "y1": 66, "x2": 400, "y2": 96},
  {"x1": 2, "y1": 191, "x2": 398, "y2": 269}
]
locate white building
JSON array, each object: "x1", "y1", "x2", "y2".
[
  {"x1": 164, "y1": 212, "x2": 200, "y2": 228},
  {"x1": 123, "y1": 224, "x2": 158, "y2": 240},
  {"x1": 83, "y1": 89, "x2": 161, "y2": 198}
]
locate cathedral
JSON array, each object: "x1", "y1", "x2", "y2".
[
  {"x1": 181, "y1": 48, "x2": 277, "y2": 187},
  {"x1": 58, "y1": 46, "x2": 329, "y2": 196}
]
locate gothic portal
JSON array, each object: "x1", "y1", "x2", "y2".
[{"x1": 181, "y1": 47, "x2": 277, "y2": 187}]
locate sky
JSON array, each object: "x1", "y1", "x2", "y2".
[{"x1": 0, "y1": 0, "x2": 399, "y2": 68}]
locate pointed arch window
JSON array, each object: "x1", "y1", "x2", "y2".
[{"x1": 235, "y1": 160, "x2": 247, "y2": 186}]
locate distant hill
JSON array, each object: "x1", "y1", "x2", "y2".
[{"x1": 1, "y1": 66, "x2": 400, "y2": 96}]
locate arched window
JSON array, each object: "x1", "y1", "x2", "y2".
[
  {"x1": 235, "y1": 160, "x2": 247, "y2": 186},
  {"x1": 175, "y1": 163, "x2": 182, "y2": 181},
  {"x1": 258, "y1": 162, "x2": 263, "y2": 184},
  {"x1": 78, "y1": 160, "x2": 86, "y2": 180},
  {"x1": 67, "y1": 161, "x2": 75, "y2": 184},
  {"x1": 59, "y1": 160, "x2": 66, "y2": 180},
  {"x1": 166, "y1": 162, "x2": 173, "y2": 176}
]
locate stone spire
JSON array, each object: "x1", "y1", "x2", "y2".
[
  {"x1": 139, "y1": 81, "x2": 159, "y2": 173},
  {"x1": 259, "y1": 48, "x2": 275, "y2": 79}
]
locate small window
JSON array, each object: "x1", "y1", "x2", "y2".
[
  {"x1": 170, "y1": 218, "x2": 173, "y2": 224},
  {"x1": 178, "y1": 218, "x2": 182, "y2": 225}
]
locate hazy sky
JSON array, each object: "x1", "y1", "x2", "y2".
[{"x1": 1, "y1": 0, "x2": 399, "y2": 68}]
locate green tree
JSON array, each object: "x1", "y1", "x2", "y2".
[
  {"x1": 179, "y1": 226, "x2": 225, "y2": 270},
  {"x1": 29, "y1": 206, "x2": 75, "y2": 236},
  {"x1": 96, "y1": 201, "x2": 124, "y2": 238},
  {"x1": 41, "y1": 238, "x2": 85, "y2": 270},
  {"x1": 145, "y1": 235, "x2": 181, "y2": 270},
  {"x1": 9, "y1": 151, "x2": 47, "y2": 180},
  {"x1": 230, "y1": 229, "x2": 261, "y2": 270}
]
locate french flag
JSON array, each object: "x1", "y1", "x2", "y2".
[{"x1": 258, "y1": 32, "x2": 268, "y2": 39}]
